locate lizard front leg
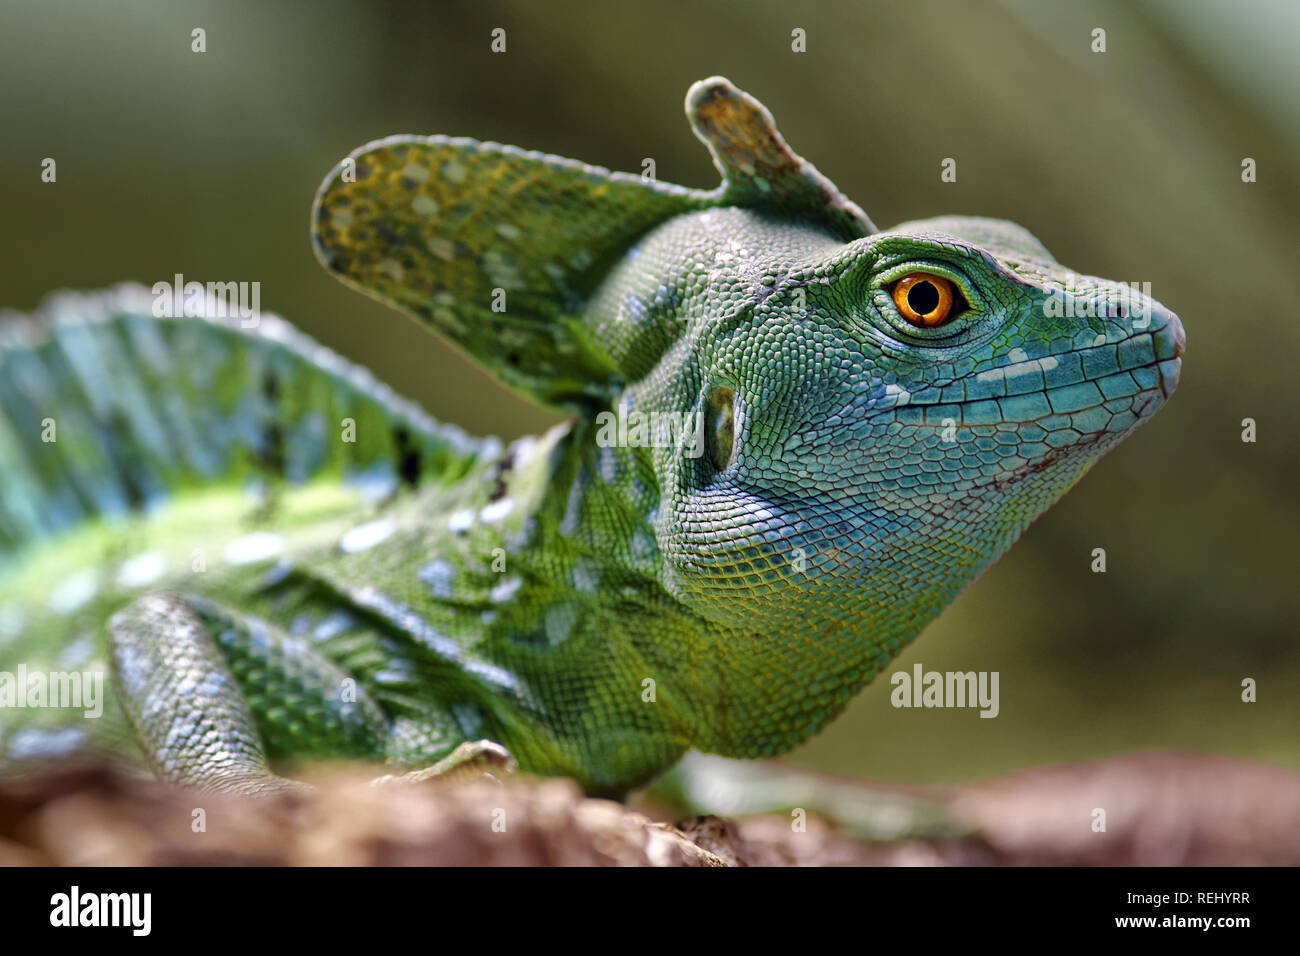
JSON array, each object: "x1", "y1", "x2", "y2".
[
  {"x1": 108, "y1": 592, "x2": 391, "y2": 794},
  {"x1": 108, "y1": 593, "x2": 516, "y2": 793}
]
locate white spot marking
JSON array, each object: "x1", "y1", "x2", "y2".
[
  {"x1": 339, "y1": 518, "x2": 396, "y2": 554},
  {"x1": 1004, "y1": 356, "x2": 1058, "y2": 378},
  {"x1": 223, "y1": 532, "x2": 285, "y2": 566},
  {"x1": 571, "y1": 562, "x2": 600, "y2": 594},
  {"x1": 882, "y1": 383, "x2": 912, "y2": 406},
  {"x1": 402, "y1": 163, "x2": 430, "y2": 183},
  {"x1": 479, "y1": 498, "x2": 514, "y2": 524},
  {"x1": 116, "y1": 551, "x2": 168, "y2": 589},
  {"x1": 7, "y1": 727, "x2": 86, "y2": 761},
  {"x1": 490, "y1": 576, "x2": 522, "y2": 603},
  {"x1": 448, "y1": 509, "x2": 475, "y2": 532},
  {"x1": 419, "y1": 559, "x2": 455, "y2": 599},
  {"x1": 48, "y1": 569, "x2": 100, "y2": 615},
  {"x1": 411, "y1": 194, "x2": 439, "y2": 217},
  {"x1": 427, "y1": 236, "x2": 455, "y2": 261}
]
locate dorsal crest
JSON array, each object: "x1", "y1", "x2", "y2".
[
  {"x1": 686, "y1": 77, "x2": 876, "y2": 240},
  {"x1": 311, "y1": 77, "x2": 874, "y2": 412}
]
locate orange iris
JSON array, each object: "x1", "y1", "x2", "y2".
[{"x1": 892, "y1": 273, "x2": 955, "y2": 327}]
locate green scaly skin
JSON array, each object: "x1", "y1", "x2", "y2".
[{"x1": 0, "y1": 78, "x2": 1183, "y2": 797}]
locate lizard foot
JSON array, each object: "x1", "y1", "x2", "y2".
[{"x1": 371, "y1": 740, "x2": 517, "y2": 787}]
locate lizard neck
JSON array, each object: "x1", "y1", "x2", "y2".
[
  {"x1": 502, "y1": 416, "x2": 1094, "y2": 768},
  {"x1": 479, "y1": 419, "x2": 713, "y2": 790}
]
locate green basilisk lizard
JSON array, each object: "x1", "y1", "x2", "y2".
[{"x1": 0, "y1": 78, "x2": 1183, "y2": 797}]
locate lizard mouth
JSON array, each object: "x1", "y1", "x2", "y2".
[
  {"x1": 940, "y1": 328, "x2": 1184, "y2": 497},
  {"x1": 1158, "y1": 354, "x2": 1182, "y2": 399},
  {"x1": 1154, "y1": 308, "x2": 1185, "y2": 399},
  {"x1": 1008, "y1": 346, "x2": 1183, "y2": 484},
  {"x1": 1137, "y1": 355, "x2": 1180, "y2": 414}
]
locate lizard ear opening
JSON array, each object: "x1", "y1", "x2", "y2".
[{"x1": 311, "y1": 136, "x2": 713, "y2": 410}]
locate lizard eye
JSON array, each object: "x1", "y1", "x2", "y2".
[
  {"x1": 704, "y1": 386, "x2": 736, "y2": 472},
  {"x1": 891, "y1": 273, "x2": 960, "y2": 327}
]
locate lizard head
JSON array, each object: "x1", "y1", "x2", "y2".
[
  {"x1": 312, "y1": 77, "x2": 1183, "y2": 754},
  {"x1": 612, "y1": 208, "x2": 1183, "y2": 643},
  {"x1": 582, "y1": 80, "x2": 1184, "y2": 647}
]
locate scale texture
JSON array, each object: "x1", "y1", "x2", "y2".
[{"x1": 0, "y1": 78, "x2": 1183, "y2": 795}]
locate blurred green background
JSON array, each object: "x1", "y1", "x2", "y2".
[{"x1": 1, "y1": 0, "x2": 1295, "y2": 782}]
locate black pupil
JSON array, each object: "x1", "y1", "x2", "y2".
[{"x1": 907, "y1": 281, "x2": 940, "y2": 316}]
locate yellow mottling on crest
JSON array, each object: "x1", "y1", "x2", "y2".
[
  {"x1": 402, "y1": 163, "x2": 430, "y2": 183},
  {"x1": 426, "y1": 237, "x2": 455, "y2": 261}
]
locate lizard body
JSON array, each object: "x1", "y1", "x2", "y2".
[{"x1": 0, "y1": 79, "x2": 1183, "y2": 795}]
